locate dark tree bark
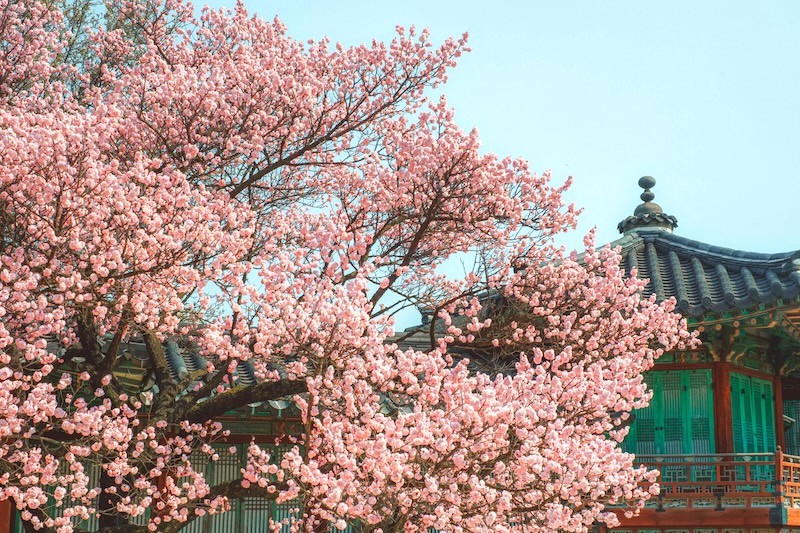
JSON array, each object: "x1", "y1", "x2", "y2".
[{"x1": 181, "y1": 379, "x2": 307, "y2": 424}]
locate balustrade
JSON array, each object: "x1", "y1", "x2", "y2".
[{"x1": 620, "y1": 449, "x2": 800, "y2": 510}]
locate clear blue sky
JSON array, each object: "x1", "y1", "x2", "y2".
[{"x1": 212, "y1": 1, "x2": 800, "y2": 254}]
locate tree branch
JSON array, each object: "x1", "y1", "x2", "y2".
[
  {"x1": 98, "y1": 316, "x2": 130, "y2": 378},
  {"x1": 182, "y1": 379, "x2": 307, "y2": 424},
  {"x1": 142, "y1": 331, "x2": 187, "y2": 421},
  {"x1": 75, "y1": 311, "x2": 103, "y2": 366},
  {"x1": 159, "y1": 480, "x2": 289, "y2": 533},
  {"x1": 170, "y1": 368, "x2": 226, "y2": 419}
]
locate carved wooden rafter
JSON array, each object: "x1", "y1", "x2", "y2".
[{"x1": 700, "y1": 324, "x2": 739, "y2": 362}]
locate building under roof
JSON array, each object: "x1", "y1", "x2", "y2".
[{"x1": 605, "y1": 178, "x2": 800, "y2": 533}]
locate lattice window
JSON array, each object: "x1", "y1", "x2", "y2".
[
  {"x1": 637, "y1": 418, "x2": 655, "y2": 442},
  {"x1": 731, "y1": 373, "x2": 776, "y2": 454},
  {"x1": 243, "y1": 497, "x2": 272, "y2": 530},
  {"x1": 785, "y1": 400, "x2": 800, "y2": 455},
  {"x1": 662, "y1": 373, "x2": 684, "y2": 454},
  {"x1": 174, "y1": 443, "x2": 303, "y2": 532},
  {"x1": 48, "y1": 459, "x2": 101, "y2": 531},
  {"x1": 624, "y1": 369, "x2": 714, "y2": 456}
]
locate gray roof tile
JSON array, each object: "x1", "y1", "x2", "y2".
[{"x1": 612, "y1": 229, "x2": 800, "y2": 316}]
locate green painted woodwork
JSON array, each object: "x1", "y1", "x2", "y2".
[
  {"x1": 221, "y1": 419, "x2": 303, "y2": 436},
  {"x1": 28, "y1": 461, "x2": 109, "y2": 532},
  {"x1": 184, "y1": 443, "x2": 301, "y2": 533},
  {"x1": 624, "y1": 369, "x2": 715, "y2": 455},
  {"x1": 731, "y1": 373, "x2": 776, "y2": 453},
  {"x1": 784, "y1": 400, "x2": 800, "y2": 455},
  {"x1": 11, "y1": 506, "x2": 19, "y2": 533},
  {"x1": 12, "y1": 443, "x2": 300, "y2": 533}
]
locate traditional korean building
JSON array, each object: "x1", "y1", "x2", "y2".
[
  {"x1": 605, "y1": 177, "x2": 800, "y2": 533},
  {"x1": 3, "y1": 177, "x2": 800, "y2": 533}
]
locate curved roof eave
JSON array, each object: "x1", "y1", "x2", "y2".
[{"x1": 608, "y1": 228, "x2": 800, "y2": 317}]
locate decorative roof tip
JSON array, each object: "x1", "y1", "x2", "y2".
[{"x1": 617, "y1": 176, "x2": 678, "y2": 234}]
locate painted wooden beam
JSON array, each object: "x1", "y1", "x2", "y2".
[{"x1": 612, "y1": 507, "x2": 786, "y2": 527}]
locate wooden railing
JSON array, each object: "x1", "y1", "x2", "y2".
[
  {"x1": 613, "y1": 449, "x2": 800, "y2": 510},
  {"x1": 781, "y1": 448, "x2": 800, "y2": 508}
]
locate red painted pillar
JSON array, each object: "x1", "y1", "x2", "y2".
[
  {"x1": 0, "y1": 499, "x2": 13, "y2": 533},
  {"x1": 713, "y1": 362, "x2": 734, "y2": 453},
  {"x1": 775, "y1": 373, "x2": 786, "y2": 450}
]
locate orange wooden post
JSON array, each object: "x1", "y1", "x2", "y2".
[
  {"x1": 776, "y1": 446, "x2": 785, "y2": 508},
  {"x1": 775, "y1": 373, "x2": 786, "y2": 450},
  {"x1": 0, "y1": 499, "x2": 12, "y2": 533},
  {"x1": 713, "y1": 362, "x2": 734, "y2": 453}
]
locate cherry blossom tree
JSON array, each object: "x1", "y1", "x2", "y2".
[{"x1": 0, "y1": 0, "x2": 691, "y2": 531}]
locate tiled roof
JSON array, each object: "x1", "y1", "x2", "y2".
[
  {"x1": 48, "y1": 336, "x2": 263, "y2": 399},
  {"x1": 612, "y1": 228, "x2": 800, "y2": 316},
  {"x1": 107, "y1": 337, "x2": 261, "y2": 389}
]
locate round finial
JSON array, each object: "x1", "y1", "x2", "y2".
[
  {"x1": 638, "y1": 176, "x2": 656, "y2": 189},
  {"x1": 638, "y1": 176, "x2": 656, "y2": 202},
  {"x1": 617, "y1": 175, "x2": 677, "y2": 234}
]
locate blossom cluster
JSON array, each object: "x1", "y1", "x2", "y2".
[{"x1": 0, "y1": 1, "x2": 689, "y2": 531}]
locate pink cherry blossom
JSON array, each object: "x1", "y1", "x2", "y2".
[{"x1": 0, "y1": 1, "x2": 690, "y2": 532}]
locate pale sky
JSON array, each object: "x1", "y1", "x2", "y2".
[{"x1": 211, "y1": 1, "x2": 800, "y2": 254}]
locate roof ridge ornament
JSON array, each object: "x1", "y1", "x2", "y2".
[
  {"x1": 639, "y1": 175, "x2": 656, "y2": 203},
  {"x1": 617, "y1": 176, "x2": 678, "y2": 234}
]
